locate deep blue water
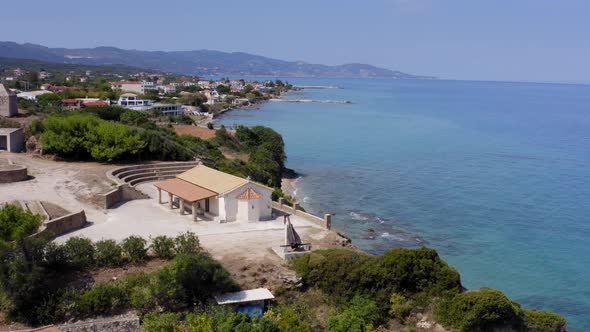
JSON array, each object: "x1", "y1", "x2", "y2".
[{"x1": 219, "y1": 78, "x2": 590, "y2": 331}]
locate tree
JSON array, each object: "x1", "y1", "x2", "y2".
[
  {"x1": 37, "y1": 93, "x2": 62, "y2": 111},
  {"x1": 216, "y1": 84, "x2": 231, "y2": 94},
  {"x1": 84, "y1": 121, "x2": 145, "y2": 161},
  {"x1": 180, "y1": 93, "x2": 207, "y2": 106}
]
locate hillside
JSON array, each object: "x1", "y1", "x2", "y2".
[
  {"x1": 0, "y1": 57, "x2": 158, "y2": 76},
  {"x1": 0, "y1": 41, "x2": 434, "y2": 79}
]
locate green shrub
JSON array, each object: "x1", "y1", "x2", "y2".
[
  {"x1": 64, "y1": 237, "x2": 95, "y2": 268},
  {"x1": 141, "y1": 312, "x2": 184, "y2": 332},
  {"x1": 389, "y1": 293, "x2": 414, "y2": 322},
  {"x1": 95, "y1": 239, "x2": 123, "y2": 266},
  {"x1": 435, "y1": 288, "x2": 523, "y2": 332},
  {"x1": 153, "y1": 254, "x2": 236, "y2": 308},
  {"x1": 207, "y1": 122, "x2": 214, "y2": 130},
  {"x1": 43, "y1": 242, "x2": 68, "y2": 270},
  {"x1": 327, "y1": 296, "x2": 381, "y2": 332},
  {"x1": 0, "y1": 204, "x2": 44, "y2": 246},
  {"x1": 119, "y1": 271, "x2": 155, "y2": 312},
  {"x1": 151, "y1": 235, "x2": 176, "y2": 259},
  {"x1": 174, "y1": 231, "x2": 201, "y2": 255},
  {"x1": 265, "y1": 306, "x2": 311, "y2": 332},
  {"x1": 122, "y1": 236, "x2": 148, "y2": 263},
  {"x1": 292, "y1": 247, "x2": 461, "y2": 309},
  {"x1": 524, "y1": 309, "x2": 567, "y2": 332},
  {"x1": 186, "y1": 312, "x2": 215, "y2": 332},
  {"x1": 77, "y1": 283, "x2": 127, "y2": 316},
  {"x1": 33, "y1": 288, "x2": 80, "y2": 325}
]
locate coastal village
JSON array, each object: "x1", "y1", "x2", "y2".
[
  {"x1": 0, "y1": 62, "x2": 567, "y2": 331},
  {"x1": 1, "y1": 65, "x2": 296, "y2": 121}
]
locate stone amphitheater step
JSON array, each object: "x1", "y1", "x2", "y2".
[
  {"x1": 111, "y1": 161, "x2": 200, "y2": 177},
  {"x1": 116, "y1": 164, "x2": 196, "y2": 180},
  {"x1": 128, "y1": 175, "x2": 177, "y2": 186},
  {"x1": 122, "y1": 169, "x2": 189, "y2": 183},
  {"x1": 20, "y1": 200, "x2": 49, "y2": 219}
]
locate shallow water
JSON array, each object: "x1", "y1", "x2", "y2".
[{"x1": 219, "y1": 78, "x2": 590, "y2": 331}]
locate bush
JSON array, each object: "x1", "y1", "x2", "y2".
[
  {"x1": 327, "y1": 296, "x2": 381, "y2": 332},
  {"x1": 121, "y1": 272, "x2": 155, "y2": 312},
  {"x1": 151, "y1": 235, "x2": 176, "y2": 259},
  {"x1": 0, "y1": 204, "x2": 44, "y2": 246},
  {"x1": 95, "y1": 239, "x2": 123, "y2": 267},
  {"x1": 153, "y1": 254, "x2": 236, "y2": 308},
  {"x1": 524, "y1": 309, "x2": 567, "y2": 332},
  {"x1": 292, "y1": 247, "x2": 462, "y2": 318},
  {"x1": 174, "y1": 231, "x2": 201, "y2": 255},
  {"x1": 122, "y1": 236, "x2": 148, "y2": 263},
  {"x1": 43, "y1": 242, "x2": 68, "y2": 270},
  {"x1": 389, "y1": 293, "x2": 414, "y2": 322},
  {"x1": 207, "y1": 122, "x2": 214, "y2": 130},
  {"x1": 77, "y1": 283, "x2": 127, "y2": 316},
  {"x1": 435, "y1": 288, "x2": 523, "y2": 332},
  {"x1": 64, "y1": 237, "x2": 95, "y2": 268},
  {"x1": 265, "y1": 306, "x2": 311, "y2": 332},
  {"x1": 142, "y1": 312, "x2": 184, "y2": 332}
]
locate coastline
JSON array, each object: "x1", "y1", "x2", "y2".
[{"x1": 281, "y1": 175, "x2": 299, "y2": 198}]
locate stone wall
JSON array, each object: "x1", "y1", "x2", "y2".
[
  {"x1": 98, "y1": 184, "x2": 149, "y2": 209},
  {"x1": 272, "y1": 200, "x2": 332, "y2": 230},
  {"x1": 37, "y1": 210, "x2": 87, "y2": 238},
  {"x1": 0, "y1": 165, "x2": 28, "y2": 183},
  {"x1": 58, "y1": 315, "x2": 140, "y2": 332}
]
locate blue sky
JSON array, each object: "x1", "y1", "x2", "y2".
[{"x1": 1, "y1": 0, "x2": 589, "y2": 82}]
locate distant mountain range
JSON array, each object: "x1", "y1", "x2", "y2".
[{"x1": 0, "y1": 41, "x2": 434, "y2": 79}]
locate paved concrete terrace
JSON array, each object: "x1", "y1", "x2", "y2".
[{"x1": 55, "y1": 183, "x2": 327, "y2": 261}]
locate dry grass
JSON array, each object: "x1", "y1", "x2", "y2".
[{"x1": 173, "y1": 125, "x2": 217, "y2": 140}]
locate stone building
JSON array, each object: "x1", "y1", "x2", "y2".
[
  {"x1": 0, "y1": 128, "x2": 24, "y2": 152},
  {"x1": 0, "y1": 84, "x2": 18, "y2": 117}
]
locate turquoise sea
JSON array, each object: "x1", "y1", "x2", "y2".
[{"x1": 218, "y1": 78, "x2": 590, "y2": 331}]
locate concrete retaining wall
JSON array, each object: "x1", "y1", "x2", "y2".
[
  {"x1": 0, "y1": 165, "x2": 28, "y2": 183},
  {"x1": 37, "y1": 210, "x2": 87, "y2": 238},
  {"x1": 98, "y1": 184, "x2": 149, "y2": 209},
  {"x1": 272, "y1": 200, "x2": 332, "y2": 230},
  {"x1": 58, "y1": 316, "x2": 140, "y2": 332}
]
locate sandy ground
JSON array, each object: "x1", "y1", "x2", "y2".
[{"x1": 0, "y1": 152, "x2": 115, "y2": 223}]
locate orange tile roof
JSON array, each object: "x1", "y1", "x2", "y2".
[
  {"x1": 154, "y1": 178, "x2": 217, "y2": 203},
  {"x1": 237, "y1": 188, "x2": 262, "y2": 200}
]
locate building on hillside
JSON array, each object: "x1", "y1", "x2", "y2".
[
  {"x1": 49, "y1": 85, "x2": 79, "y2": 92},
  {"x1": 0, "y1": 128, "x2": 24, "y2": 152},
  {"x1": 0, "y1": 84, "x2": 18, "y2": 117},
  {"x1": 143, "y1": 81, "x2": 157, "y2": 91},
  {"x1": 16, "y1": 90, "x2": 53, "y2": 101},
  {"x1": 61, "y1": 99, "x2": 83, "y2": 110},
  {"x1": 38, "y1": 71, "x2": 50, "y2": 79},
  {"x1": 117, "y1": 93, "x2": 152, "y2": 110},
  {"x1": 162, "y1": 84, "x2": 176, "y2": 93},
  {"x1": 154, "y1": 164, "x2": 273, "y2": 223},
  {"x1": 111, "y1": 81, "x2": 145, "y2": 94},
  {"x1": 83, "y1": 100, "x2": 109, "y2": 107},
  {"x1": 151, "y1": 103, "x2": 184, "y2": 116},
  {"x1": 13, "y1": 68, "x2": 25, "y2": 77},
  {"x1": 40, "y1": 83, "x2": 52, "y2": 90}
]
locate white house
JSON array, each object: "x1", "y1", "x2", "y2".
[
  {"x1": 151, "y1": 103, "x2": 184, "y2": 116},
  {"x1": 111, "y1": 81, "x2": 145, "y2": 94},
  {"x1": 117, "y1": 93, "x2": 152, "y2": 110},
  {"x1": 16, "y1": 90, "x2": 53, "y2": 101},
  {"x1": 154, "y1": 165, "x2": 273, "y2": 223}
]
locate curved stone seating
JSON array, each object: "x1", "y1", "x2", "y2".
[{"x1": 109, "y1": 161, "x2": 200, "y2": 187}]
